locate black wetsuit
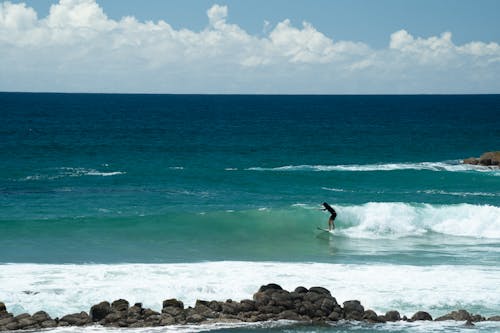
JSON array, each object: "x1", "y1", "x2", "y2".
[{"x1": 322, "y1": 202, "x2": 337, "y2": 219}]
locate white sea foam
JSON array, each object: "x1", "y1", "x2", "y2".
[
  {"x1": 337, "y1": 202, "x2": 500, "y2": 239},
  {"x1": 247, "y1": 161, "x2": 499, "y2": 173},
  {"x1": 1, "y1": 262, "x2": 500, "y2": 319},
  {"x1": 20, "y1": 167, "x2": 125, "y2": 181},
  {"x1": 418, "y1": 189, "x2": 499, "y2": 197}
]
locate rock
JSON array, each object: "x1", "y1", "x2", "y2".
[
  {"x1": 0, "y1": 303, "x2": 5, "y2": 313},
  {"x1": 294, "y1": 287, "x2": 308, "y2": 294},
  {"x1": 162, "y1": 306, "x2": 183, "y2": 317},
  {"x1": 470, "y1": 314, "x2": 485, "y2": 322},
  {"x1": 17, "y1": 317, "x2": 38, "y2": 329},
  {"x1": 411, "y1": 311, "x2": 433, "y2": 321},
  {"x1": 162, "y1": 299, "x2": 184, "y2": 309},
  {"x1": 328, "y1": 311, "x2": 341, "y2": 321},
  {"x1": 0, "y1": 317, "x2": 14, "y2": 326},
  {"x1": 239, "y1": 300, "x2": 256, "y2": 312},
  {"x1": 278, "y1": 310, "x2": 300, "y2": 321},
  {"x1": 5, "y1": 322, "x2": 18, "y2": 331},
  {"x1": 488, "y1": 315, "x2": 500, "y2": 321},
  {"x1": 463, "y1": 151, "x2": 500, "y2": 167},
  {"x1": 479, "y1": 151, "x2": 500, "y2": 166},
  {"x1": 14, "y1": 313, "x2": 30, "y2": 321},
  {"x1": 309, "y1": 287, "x2": 331, "y2": 296},
  {"x1": 90, "y1": 301, "x2": 111, "y2": 321},
  {"x1": 186, "y1": 313, "x2": 204, "y2": 323},
  {"x1": 159, "y1": 314, "x2": 176, "y2": 325},
  {"x1": 40, "y1": 320, "x2": 57, "y2": 328},
  {"x1": 271, "y1": 290, "x2": 294, "y2": 309},
  {"x1": 112, "y1": 299, "x2": 129, "y2": 312},
  {"x1": 385, "y1": 310, "x2": 401, "y2": 321},
  {"x1": 60, "y1": 312, "x2": 90, "y2": 326},
  {"x1": 32, "y1": 311, "x2": 51, "y2": 322},
  {"x1": 208, "y1": 301, "x2": 222, "y2": 312},
  {"x1": 465, "y1": 319, "x2": 474, "y2": 327},
  {"x1": 435, "y1": 309, "x2": 471, "y2": 321},
  {"x1": 104, "y1": 312, "x2": 122, "y2": 323},
  {"x1": 343, "y1": 300, "x2": 364, "y2": 315},
  {"x1": 363, "y1": 310, "x2": 379, "y2": 322},
  {"x1": 143, "y1": 308, "x2": 160, "y2": 317},
  {"x1": 258, "y1": 284, "x2": 283, "y2": 292},
  {"x1": 222, "y1": 301, "x2": 240, "y2": 315}
]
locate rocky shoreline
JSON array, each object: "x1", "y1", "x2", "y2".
[{"x1": 2, "y1": 284, "x2": 500, "y2": 331}]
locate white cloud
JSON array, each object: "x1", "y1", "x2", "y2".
[{"x1": 0, "y1": 0, "x2": 499, "y2": 93}]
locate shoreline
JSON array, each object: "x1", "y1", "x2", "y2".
[{"x1": 2, "y1": 284, "x2": 500, "y2": 331}]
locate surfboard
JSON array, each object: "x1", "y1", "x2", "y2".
[{"x1": 317, "y1": 226, "x2": 333, "y2": 233}]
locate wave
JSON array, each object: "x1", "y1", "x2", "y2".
[
  {"x1": 336, "y1": 202, "x2": 500, "y2": 239},
  {"x1": 247, "y1": 161, "x2": 500, "y2": 173},
  {"x1": 1, "y1": 262, "x2": 499, "y2": 318},
  {"x1": 19, "y1": 167, "x2": 126, "y2": 181}
]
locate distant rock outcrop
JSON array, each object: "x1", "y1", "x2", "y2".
[{"x1": 463, "y1": 151, "x2": 500, "y2": 167}]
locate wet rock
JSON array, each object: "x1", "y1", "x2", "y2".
[
  {"x1": 271, "y1": 290, "x2": 294, "y2": 309},
  {"x1": 309, "y1": 287, "x2": 331, "y2": 296},
  {"x1": 363, "y1": 310, "x2": 379, "y2": 322},
  {"x1": 258, "y1": 283, "x2": 283, "y2": 292},
  {"x1": 463, "y1": 151, "x2": 500, "y2": 167},
  {"x1": 5, "y1": 322, "x2": 18, "y2": 331},
  {"x1": 488, "y1": 315, "x2": 500, "y2": 321},
  {"x1": 278, "y1": 310, "x2": 300, "y2": 321},
  {"x1": 0, "y1": 303, "x2": 5, "y2": 313},
  {"x1": 465, "y1": 319, "x2": 475, "y2": 327},
  {"x1": 385, "y1": 310, "x2": 401, "y2": 321},
  {"x1": 90, "y1": 301, "x2": 111, "y2": 321},
  {"x1": 143, "y1": 308, "x2": 160, "y2": 317},
  {"x1": 40, "y1": 320, "x2": 57, "y2": 328},
  {"x1": 162, "y1": 299, "x2": 184, "y2": 309},
  {"x1": 13, "y1": 313, "x2": 30, "y2": 321},
  {"x1": 411, "y1": 311, "x2": 433, "y2": 321},
  {"x1": 17, "y1": 317, "x2": 38, "y2": 329},
  {"x1": 0, "y1": 317, "x2": 14, "y2": 326},
  {"x1": 435, "y1": 309, "x2": 471, "y2": 321},
  {"x1": 60, "y1": 312, "x2": 90, "y2": 326},
  {"x1": 159, "y1": 314, "x2": 176, "y2": 325},
  {"x1": 32, "y1": 311, "x2": 51, "y2": 322},
  {"x1": 111, "y1": 299, "x2": 129, "y2": 312},
  {"x1": 104, "y1": 312, "x2": 122, "y2": 323},
  {"x1": 343, "y1": 300, "x2": 364, "y2": 315},
  {"x1": 294, "y1": 286, "x2": 308, "y2": 294}
]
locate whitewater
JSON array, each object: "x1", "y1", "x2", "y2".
[{"x1": 1, "y1": 93, "x2": 499, "y2": 332}]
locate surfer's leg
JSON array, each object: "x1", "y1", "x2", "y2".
[{"x1": 328, "y1": 216, "x2": 334, "y2": 230}]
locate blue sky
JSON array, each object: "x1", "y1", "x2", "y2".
[{"x1": 1, "y1": 0, "x2": 500, "y2": 93}]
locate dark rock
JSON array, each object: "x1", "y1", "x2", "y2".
[
  {"x1": 162, "y1": 306, "x2": 183, "y2": 317},
  {"x1": 488, "y1": 315, "x2": 500, "y2": 321},
  {"x1": 343, "y1": 300, "x2": 364, "y2": 315},
  {"x1": 435, "y1": 309, "x2": 471, "y2": 321},
  {"x1": 162, "y1": 299, "x2": 184, "y2": 309},
  {"x1": 411, "y1": 311, "x2": 433, "y2": 321},
  {"x1": 294, "y1": 286, "x2": 308, "y2": 294},
  {"x1": 104, "y1": 312, "x2": 122, "y2": 323},
  {"x1": 222, "y1": 302, "x2": 240, "y2": 315},
  {"x1": 471, "y1": 314, "x2": 485, "y2": 322},
  {"x1": 271, "y1": 290, "x2": 293, "y2": 309},
  {"x1": 0, "y1": 303, "x2": 5, "y2": 313},
  {"x1": 112, "y1": 299, "x2": 129, "y2": 312},
  {"x1": 345, "y1": 311, "x2": 363, "y2": 321},
  {"x1": 32, "y1": 311, "x2": 51, "y2": 322},
  {"x1": 309, "y1": 287, "x2": 331, "y2": 296},
  {"x1": 463, "y1": 151, "x2": 500, "y2": 167},
  {"x1": 143, "y1": 308, "x2": 160, "y2": 317},
  {"x1": 385, "y1": 310, "x2": 401, "y2": 321},
  {"x1": 90, "y1": 301, "x2": 111, "y2": 321},
  {"x1": 5, "y1": 322, "x2": 18, "y2": 331},
  {"x1": 14, "y1": 313, "x2": 31, "y2": 321},
  {"x1": 208, "y1": 301, "x2": 222, "y2": 312},
  {"x1": 239, "y1": 299, "x2": 256, "y2": 312},
  {"x1": 159, "y1": 314, "x2": 175, "y2": 325},
  {"x1": 17, "y1": 317, "x2": 38, "y2": 329},
  {"x1": 258, "y1": 283, "x2": 283, "y2": 293},
  {"x1": 278, "y1": 310, "x2": 300, "y2": 321},
  {"x1": 363, "y1": 310, "x2": 379, "y2": 322},
  {"x1": 465, "y1": 319, "x2": 474, "y2": 327},
  {"x1": 186, "y1": 313, "x2": 204, "y2": 323},
  {"x1": 40, "y1": 320, "x2": 57, "y2": 328},
  {"x1": 60, "y1": 312, "x2": 90, "y2": 326},
  {"x1": 58, "y1": 321, "x2": 70, "y2": 327},
  {"x1": 259, "y1": 305, "x2": 283, "y2": 314},
  {"x1": 328, "y1": 311, "x2": 341, "y2": 321},
  {"x1": 0, "y1": 317, "x2": 14, "y2": 326}
]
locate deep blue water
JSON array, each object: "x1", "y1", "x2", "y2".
[{"x1": 1, "y1": 93, "x2": 499, "y2": 263}]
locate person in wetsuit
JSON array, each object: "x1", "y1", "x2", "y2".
[{"x1": 322, "y1": 202, "x2": 337, "y2": 230}]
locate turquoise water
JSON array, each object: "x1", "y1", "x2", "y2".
[{"x1": 1, "y1": 93, "x2": 499, "y2": 332}]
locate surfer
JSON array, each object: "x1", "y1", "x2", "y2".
[{"x1": 322, "y1": 202, "x2": 337, "y2": 230}]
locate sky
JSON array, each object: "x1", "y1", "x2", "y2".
[{"x1": 1, "y1": 0, "x2": 500, "y2": 94}]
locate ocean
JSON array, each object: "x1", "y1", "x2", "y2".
[{"x1": 1, "y1": 93, "x2": 499, "y2": 332}]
